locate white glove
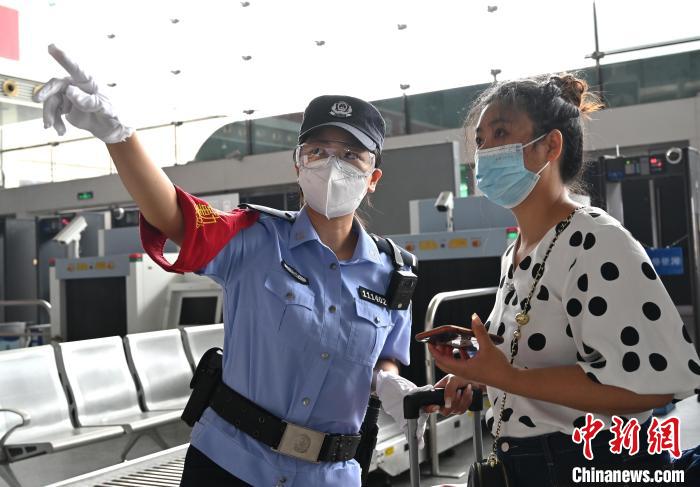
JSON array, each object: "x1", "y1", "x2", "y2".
[
  {"x1": 33, "y1": 44, "x2": 133, "y2": 144},
  {"x1": 375, "y1": 370, "x2": 433, "y2": 449}
]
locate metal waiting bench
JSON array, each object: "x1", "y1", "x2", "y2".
[
  {"x1": 57, "y1": 337, "x2": 183, "y2": 461},
  {"x1": 124, "y1": 329, "x2": 192, "y2": 412},
  {"x1": 0, "y1": 346, "x2": 124, "y2": 487},
  {"x1": 180, "y1": 324, "x2": 224, "y2": 369}
]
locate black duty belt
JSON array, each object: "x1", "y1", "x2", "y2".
[{"x1": 209, "y1": 382, "x2": 362, "y2": 463}]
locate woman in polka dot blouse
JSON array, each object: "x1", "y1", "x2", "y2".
[{"x1": 429, "y1": 74, "x2": 700, "y2": 486}]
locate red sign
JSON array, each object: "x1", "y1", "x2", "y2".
[
  {"x1": 0, "y1": 6, "x2": 19, "y2": 60},
  {"x1": 572, "y1": 414, "x2": 683, "y2": 460}
]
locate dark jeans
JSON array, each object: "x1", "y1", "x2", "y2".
[
  {"x1": 180, "y1": 445, "x2": 252, "y2": 487},
  {"x1": 495, "y1": 426, "x2": 680, "y2": 487}
]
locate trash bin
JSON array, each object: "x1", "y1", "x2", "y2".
[
  {"x1": 27, "y1": 324, "x2": 52, "y2": 346},
  {"x1": 0, "y1": 322, "x2": 27, "y2": 350}
]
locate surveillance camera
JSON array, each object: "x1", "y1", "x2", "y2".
[
  {"x1": 434, "y1": 191, "x2": 454, "y2": 212},
  {"x1": 112, "y1": 207, "x2": 125, "y2": 220},
  {"x1": 53, "y1": 216, "x2": 87, "y2": 245},
  {"x1": 666, "y1": 147, "x2": 683, "y2": 165}
]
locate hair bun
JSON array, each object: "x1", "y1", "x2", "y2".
[{"x1": 549, "y1": 74, "x2": 604, "y2": 115}]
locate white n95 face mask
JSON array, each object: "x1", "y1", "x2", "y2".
[{"x1": 298, "y1": 156, "x2": 372, "y2": 219}]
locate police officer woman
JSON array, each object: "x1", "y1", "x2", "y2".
[
  {"x1": 35, "y1": 45, "x2": 432, "y2": 486},
  {"x1": 429, "y1": 74, "x2": 700, "y2": 486}
]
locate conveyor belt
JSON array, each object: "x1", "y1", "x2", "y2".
[{"x1": 46, "y1": 445, "x2": 188, "y2": 487}]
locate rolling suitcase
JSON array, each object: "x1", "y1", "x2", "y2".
[{"x1": 403, "y1": 387, "x2": 484, "y2": 487}]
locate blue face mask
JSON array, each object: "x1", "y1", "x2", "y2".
[{"x1": 474, "y1": 133, "x2": 550, "y2": 209}]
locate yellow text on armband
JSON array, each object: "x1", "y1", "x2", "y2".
[{"x1": 195, "y1": 203, "x2": 222, "y2": 228}]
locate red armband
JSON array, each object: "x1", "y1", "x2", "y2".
[{"x1": 139, "y1": 186, "x2": 259, "y2": 273}]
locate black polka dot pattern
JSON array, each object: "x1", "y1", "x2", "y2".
[
  {"x1": 506, "y1": 245, "x2": 514, "y2": 256},
  {"x1": 623, "y1": 352, "x2": 640, "y2": 372},
  {"x1": 586, "y1": 372, "x2": 600, "y2": 384},
  {"x1": 583, "y1": 233, "x2": 596, "y2": 250},
  {"x1": 502, "y1": 408, "x2": 513, "y2": 421},
  {"x1": 588, "y1": 297, "x2": 607, "y2": 316},
  {"x1": 519, "y1": 416, "x2": 536, "y2": 428},
  {"x1": 577, "y1": 274, "x2": 588, "y2": 292},
  {"x1": 649, "y1": 354, "x2": 667, "y2": 371},
  {"x1": 490, "y1": 214, "x2": 700, "y2": 437},
  {"x1": 567, "y1": 299, "x2": 582, "y2": 317},
  {"x1": 497, "y1": 323, "x2": 506, "y2": 336},
  {"x1": 570, "y1": 231, "x2": 583, "y2": 247},
  {"x1": 590, "y1": 360, "x2": 607, "y2": 369},
  {"x1": 643, "y1": 302, "x2": 661, "y2": 321},
  {"x1": 621, "y1": 327, "x2": 639, "y2": 346},
  {"x1": 601, "y1": 262, "x2": 619, "y2": 281},
  {"x1": 486, "y1": 416, "x2": 494, "y2": 431},
  {"x1": 528, "y1": 333, "x2": 546, "y2": 351},
  {"x1": 484, "y1": 320, "x2": 491, "y2": 331},
  {"x1": 508, "y1": 264, "x2": 514, "y2": 279},
  {"x1": 590, "y1": 212, "x2": 601, "y2": 218},
  {"x1": 642, "y1": 262, "x2": 657, "y2": 280},
  {"x1": 689, "y1": 360, "x2": 700, "y2": 375}
]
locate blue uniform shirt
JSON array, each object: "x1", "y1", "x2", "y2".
[{"x1": 190, "y1": 207, "x2": 412, "y2": 486}]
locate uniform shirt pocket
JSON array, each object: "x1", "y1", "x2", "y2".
[
  {"x1": 346, "y1": 299, "x2": 392, "y2": 366},
  {"x1": 263, "y1": 271, "x2": 317, "y2": 350}
]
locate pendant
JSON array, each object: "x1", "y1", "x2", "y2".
[
  {"x1": 515, "y1": 312, "x2": 529, "y2": 326},
  {"x1": 487, "y1": 452, "x2": 499, "y2": 467}
]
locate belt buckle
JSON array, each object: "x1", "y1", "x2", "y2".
[{"x1": 274, "y1": 422, "x2": 325, "y2": 463}]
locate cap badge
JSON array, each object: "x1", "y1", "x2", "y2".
[{"x1": 330, "y1": 101, "x2": 352, "y2": 118}]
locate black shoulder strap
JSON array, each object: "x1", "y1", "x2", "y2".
[
  {"x1": 370, "y1": 234, "x2": 417, "y2": 270},
  {"x1": 238, "y1": 203, "x2": 296, "y2": 223}
]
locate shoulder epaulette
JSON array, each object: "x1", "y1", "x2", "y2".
[
  {"x1": 370, "y1": 233, "x2": 418, "y2": 270},
  {"x1": 238, "y1": 204, "x2": 296, "y2": 223}
]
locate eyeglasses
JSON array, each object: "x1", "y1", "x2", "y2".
[{"x1": 294, "y1": 140, "x2": 376, "y2": 175}]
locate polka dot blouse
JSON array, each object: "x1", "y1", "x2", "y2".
[{"x1": 484, "y1": 207, "x2": 700, "y2": 438}]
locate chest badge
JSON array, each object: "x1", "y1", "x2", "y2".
[
  {"x1": 281, "y1": 260, "x2": 309, "y2": 285},
  {"x1": 358, "y1": 286, "x2": 388, "y2": 308}
]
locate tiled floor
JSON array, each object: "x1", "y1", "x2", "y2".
[{"x1": 2, "y1": 396, "x2": 698, "y2": 487}]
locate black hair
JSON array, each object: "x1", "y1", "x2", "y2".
[{"x1": 468, "y1": 73, "x2": 604, "y2": 192}]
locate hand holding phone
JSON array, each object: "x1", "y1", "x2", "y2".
[{"x1": 415, "y1": 324, "x2": 504, "y2": 350}]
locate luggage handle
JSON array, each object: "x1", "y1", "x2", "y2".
[
  {"x1": 404, "y1": 387, "x2": 483, "y2": 419},
  {"x1": 405, "y1": 387, "x2": 485, "y2": 487}
]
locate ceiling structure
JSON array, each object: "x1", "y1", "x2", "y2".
[{"x1": 1, "y1": 0, "x2": 699, "y2": 132}]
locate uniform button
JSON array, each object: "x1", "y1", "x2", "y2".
[
  {"x1": 328, "y1": 305, "x2": 336, "y2": 313},
  {"x1": 277, "y1": 477, "x2": 287, "y2": 486},
  {"x1": 321, "y1": 352, "x2": 330, "y2": 360},
  {"x1": 500, "y1": 441, "x2": 510, "y2": 452},
  {"x1": 374, "y1": 316, "x2": 380, "y2": 324},
  {"x1": 285, "y1": 292, "x2": 294, "y2": 300},
  {"x1": 302, "y1": 398, "x2": 311, "y2": 407},
  {"x1": 330, "y1": 263, "x2": 338, "y2": 270}
]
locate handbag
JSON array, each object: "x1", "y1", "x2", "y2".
[{"x1": 467, "y1": 208, "x2": 579, "y2": 487}]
